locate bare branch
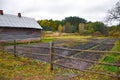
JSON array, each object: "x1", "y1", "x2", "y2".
[{"x1": 106, "y1": 1, "x2": 120, "y2": 24}]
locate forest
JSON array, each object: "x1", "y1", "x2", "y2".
[{"x1": 37, "y1": 16, "x2": 120, "y2": 37}]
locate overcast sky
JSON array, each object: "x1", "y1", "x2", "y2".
[{"x1": 0, "y1": 0, "x2": 119, "y2": 25}]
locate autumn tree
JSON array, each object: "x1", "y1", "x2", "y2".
[
  {"x1": 37, "y1": 19, "x2": 50, "y2": 31},
  {"x1": 78, "y1": 23, "x2": 85, "y2": 34},
  {"x1": 58, "y1": 24, "x2": 63, "y2": 36},
  {"x1": 49, "y1": 20, "x2": 57, "y2": 31}
]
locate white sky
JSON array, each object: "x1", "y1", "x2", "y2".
[{"x1": 0, "y1": 0, "x2": 119, "y2": 25}]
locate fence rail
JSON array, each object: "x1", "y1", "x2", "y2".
[
  {"x1": 51, "y1": 42, "x2": 120, "y2": 80},
  {"x1": 32, "y1": 53, "x2": 49, "y2": 56},
  {"x1": 55, "y1": 63, "x2": 119, "y2": 78},
  {"x1": 20, "y1": 46, "x2": 50, "y2": 49},
  {"x1": 54, "y1": 54, "x2": 120, "y2": 67},
  {"x1": 54, "y1": 47, "x2": 120, "y2": 54}
]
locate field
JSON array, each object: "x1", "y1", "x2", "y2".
[{"x1": 1, "y1": 35, "x2": 120, "y2": 80}]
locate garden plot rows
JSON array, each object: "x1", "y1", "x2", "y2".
[
  {"x1": 5, "y1": 38, "x2": 117, "y2": 70},
  {"x1": 54, "y1": 38, "x2": 117, "y2": 70},
  {"x1": 5, "y1": 38, "x2": 105, "y2": 61},
  {"x1": 72, "y1": 38, "x2": 117, "y2": 60}
]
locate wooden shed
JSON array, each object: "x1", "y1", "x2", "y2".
[{"x1": 0, "y1": 10, "x2": 42, "y2": 40}]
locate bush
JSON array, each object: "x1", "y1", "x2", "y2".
[
  {"x1": 109, "y1": 31, "x2": 120, "y2": 37},
  {"x1": 80, "y1": 30, "x2": 91, "y2": 35},
  {"x1": 92, "y1": 31, "x2": 103, "y2": 36}
]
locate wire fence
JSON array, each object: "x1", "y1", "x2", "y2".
[{"x1": 0, "y1": 40, "x2": 120, "y2": 80}]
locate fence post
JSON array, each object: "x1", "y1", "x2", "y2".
[
  {"x1": 0, "y1": 42, "x2": 5, "y2": 53},
  {"x1": 1, "y1": 42, "x2": 5, "y2": 53},
  {"x1": 14, "y1": 40, "x2": 17, "y2": 57},
  {"x1": 50, "y1": 42, "x2": 54, "y2": 71},
  {"x1": 3, "y1": 42, "x2": 5, "y2": 53},
  {"x1": 28, "y1": 41, "x2": 31, "y2": 55},
  {"x1": 117, "y1": 67, "x2": 120, "y2": 80}
]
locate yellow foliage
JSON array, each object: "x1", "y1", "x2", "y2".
[{"x1": 58, "y1": 24, "x2": 63, "y2": 33}]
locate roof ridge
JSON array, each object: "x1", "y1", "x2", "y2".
[
  {"x1": 0, "y1": 13, "x2": 42, "y2": 29},
  {"x1": 0, "y1": 14, "x2": 34, "y2": 19}
]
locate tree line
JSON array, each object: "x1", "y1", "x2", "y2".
[
  {"x1": 37, "y1": 16, "x2": 113, "y2": 36},
  {"x1": 37, "y1": 0, "x2": 120, "y2": 36}
]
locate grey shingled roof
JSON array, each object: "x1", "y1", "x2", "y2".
[{"x1": 0, "y1": 14, "x2": 42, "y2": 29}]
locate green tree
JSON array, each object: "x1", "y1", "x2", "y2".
[
  {"x1": 93, "y1": 22, "x2": 108, "y2": 35},
  {"x1": 65, "y1": 22, "x2": 72, "y2": 33},
  {"x1": 85, "y1": 22, "x2": 95, "y2": 34},
  {"x1": 71, "y1": 25, "x2": 76, "y2": 33},
  {"x1": 85, "y1": 22, "x2": 108, "y2": 35},
  {"x1": 63, "y1": 16, "x2": 87, "y2": 32}
]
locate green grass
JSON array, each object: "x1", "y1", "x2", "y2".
[
  {"x1": 40, "y1": 37, "x2": 53, "y2": 43},
  {"x1": 89, "y1": 40, "x2": 120, "y2": 73},
  {"x1": 112, "y1": 41, "x2": 120, "y2": 52},
  {"x1": 101, "y1": 41, "x2": 120, "y2": 72},
  {"x1": 42, "y1": 35, "x2": 92, "y2": 41},
  {"x1": 103, "y1": 56, "x2": 116, "y2": 63}
]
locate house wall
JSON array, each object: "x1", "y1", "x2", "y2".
[
  {"x1": 0, "y1": 27, "x2": 41, "y2": 40},
  {"x1": 0, "y1": 27, "x2": 40, "y2": 35}
]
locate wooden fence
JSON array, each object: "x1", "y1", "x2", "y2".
[
  {"x1": 51, "y1": 43, "x2": 120, "y2": 79},
  {"x1": 0, "y1": 40, "x2": 120, "y2": 80}
]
